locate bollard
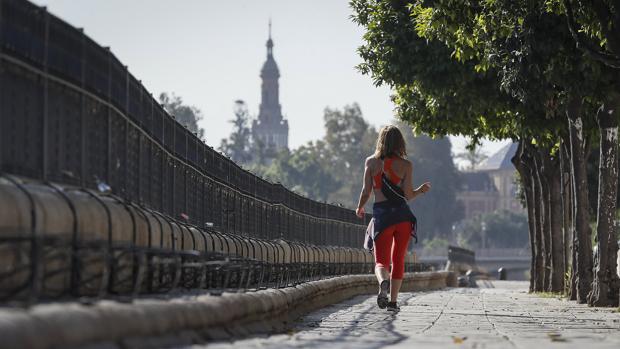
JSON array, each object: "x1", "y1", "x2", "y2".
[
  {"x1": 466, "y1": 269, "x2": 478, "y2": 288},
  {"x1": 457, "y1": 275, "x2": 469, "y2": 287},
  {"x1": 498, "y1": 267, "x2": 507, "y2": 280}
]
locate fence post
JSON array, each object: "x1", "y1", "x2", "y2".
[
  {"x1": 79, "y1": 27, "x2": 86, "y2": 187},
  {"x1": 0, "y1": 0, "x2": 4, "y2": 170},
  {"x1": 123, "y1": 65, "x2": 129, "y2": 195},
  {"x1": 42, "y1": 7, "x2": 49, "y2": 180},
  {"x1": 105, "y1": 47, "x2": 112, "y2": 186}
]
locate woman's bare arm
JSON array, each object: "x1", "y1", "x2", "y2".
[
  {"x1": 355, "y1": 158, "x2": 373, "y2": 217},
  {"x1": 403, "y1": 161, "x2": 431, "y2": 201}
]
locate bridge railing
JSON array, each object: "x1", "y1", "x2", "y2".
[{"x1": 0, "y1": 0, "x2": 372, "y2": 248}]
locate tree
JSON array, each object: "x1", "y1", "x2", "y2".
[
  {"x1": 159, "y1": 92, "x2": 205, "y2": 139},
  {"x1": 262, "y1": 142, "x2": 340, "y2": 201},
  {"x1": 433, "y1": 0, "x2": 619, "y2": 303},
  {"x1": 372, "y1": 0, "x2": 620, "y2": 303},
  {"x1": 551, "y1": 1, "x2": 620, "y2": 306},
  {"x1": 588, "y1": 98, "x2": 620, "y2": 306},
  {"x1": 561, "y1": 0, "x2": 620, "y2": 305},
  {"x1": 349, "y1": 0, "x2": 601, "y2": 298},
  {"x1": 219, "y1": 100, "x2": 253, "y2": 164},
  {"x1": 322, "y1": 104, "x2": 378, "y2": 207}
]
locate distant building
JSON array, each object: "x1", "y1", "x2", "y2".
[
  {"x1": 251, "y1": 22, "x2": 289, "y2": 159},
  {"x1": 458, "y1": 172, "x2": 498, "y2": 219},
  {"x1": 456, "y1": 143, "x2": 524, "y2": 220}
]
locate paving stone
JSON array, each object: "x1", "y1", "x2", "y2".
[{"x1": 190, "y1": 281, "x2": 620, "y2": 349}]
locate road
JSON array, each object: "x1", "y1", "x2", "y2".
[{"x1": 193, "y1": 281, "x2": 620, "y2": 348}]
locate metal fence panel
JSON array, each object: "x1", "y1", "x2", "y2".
[
  {"x1": 126, "y1": 124, "x2": 140, "y2": 202},
  {"x1": 1, "y1": 64, "x2": 44, "y2": 178},
  {"x1": 83, "y1": 37, "x2": 108, "y2": 96},
  {"x1": 83, "y1": 96, "x2": 108, "y2": 188},
  {"x1": 2, "y1": 0, "x2": 45, "y2": 68},
  {"x1": 47, "y1": 17, "x2": 81, "y2": 84},
  {"x1": 108, "y1": 110, "x2": 127, "y2": 195},
  {"x1": 109, "y1": 57, "x2": 126, "y2": 113}
]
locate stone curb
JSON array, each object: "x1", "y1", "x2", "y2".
[{"x1": 0, "y1": 271, "x2": 452, "y2": 349}]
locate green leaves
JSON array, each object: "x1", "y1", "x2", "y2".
[
  {"x1": 351, "y1": 0, "x2": 516, "y2": 141},
  {"x1": 261, "y1": 142, "x2": 340, "y2": 202},
  {"x1": 350, "y1": 0, "x2": 616, "y2": 148}
]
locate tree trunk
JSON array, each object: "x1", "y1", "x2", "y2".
[
  {"x1": 587, "y1": 100, "x2": 620, "y2": 307},
  {"x1": 534, "y1": 150, "x2": 552, "y2": 291},
  {"x1": 523, "y1": 174, "x2": 537, "y2": 292},
  {"x1": 527, "y1": 145, "x2": 545, "y2": 292},
  {"x1": 560, "y1": 137, "x2": 576, "y2": 297},
  {"x1": 513, "y1": 141, "x2": 537, "y2": 292},
  {"x1": 567, "y1": 95, "x2": 593, "y2": 304},
  {"x1": 546, "y1": 155, "x2": 565, "y2": 292},
  {"x1": 571, "y1": 224, "x2": 579, "y2": 300}
]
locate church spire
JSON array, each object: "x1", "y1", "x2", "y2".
[
  {"x1": 261, "y1": 19, "x2": 279, "y2": 79},
  {"x1": 266, "y1": 19, "x2": 274, "y2": 57},
  {"x1": 253, "y1": 18, "x2": 288, "y2": 156}
]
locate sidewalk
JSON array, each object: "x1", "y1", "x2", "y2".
[{"x1": 196, "y1": 281, "x2": 620, "y2": 349}]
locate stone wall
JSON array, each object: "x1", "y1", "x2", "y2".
[{"x1": 0, "y1": 271, "x2": 454, "y2": 349}]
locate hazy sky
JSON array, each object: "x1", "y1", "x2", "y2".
[{"x1": 33, "y1": 0, "x2": 508, "y2": 164}]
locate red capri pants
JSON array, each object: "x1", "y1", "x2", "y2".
[{"x1": 373, "y1": 221, "x2": 411, "y2": 279}]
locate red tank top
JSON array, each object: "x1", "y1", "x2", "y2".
[{"x1": 373, "y1": 157, "x2": 402, "y2": 189}]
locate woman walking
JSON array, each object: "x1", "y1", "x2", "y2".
[{"x1": 356, "y1": 125, "x2": 431, "y2": 312}]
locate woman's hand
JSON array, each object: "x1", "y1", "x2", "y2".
[
  {"x1": 417, "y1": 182, "x2": 431, "y2": 194},
  {"x1": 356, "y1": 206, "x2": 365, "y2": 218}
]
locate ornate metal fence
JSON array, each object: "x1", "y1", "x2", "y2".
[
  {"x1": 0, "y1": 0, "x2": 430, "y2": 304},
  {"x1": 0, "y1": 0, "x2": 370, "y2": 247}
]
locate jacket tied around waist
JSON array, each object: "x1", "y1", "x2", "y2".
[{"x1": 363, "y1": 200, "x2": 417, "y2": 251}]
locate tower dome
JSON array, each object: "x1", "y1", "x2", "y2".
[{"x1": 261, "y1": 21, "x2": 280, "y2": 78}]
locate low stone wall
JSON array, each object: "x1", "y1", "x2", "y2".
[{"x1": 0, "y1": 271, "x2": 453, "y2": 349}]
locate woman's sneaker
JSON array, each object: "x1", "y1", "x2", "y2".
[
  {"x1": 377, "y1": 280, "x2": 390, "y2": 309},
  {"x1": 386, "y1": 301, "x2": 400, "y2": 313}
]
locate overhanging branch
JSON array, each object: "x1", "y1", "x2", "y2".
[
  {"x1": 590, "y1": 0, "x2": 620, "y2": 54},
  {"x1": 563, "y1": 0, "x2": 620, "y2": 69}
]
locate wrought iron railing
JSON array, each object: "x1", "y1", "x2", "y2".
[
  {"x1": 0, "y1": 175, "x2": 430, "y2": 303},
  {"x1": 0, "y1": 0, "x2": 371, "y2": 247},
  {"x1": 0, "y1": 0, "x2": 430, "y2": 305}
]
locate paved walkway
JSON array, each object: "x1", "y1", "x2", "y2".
[{"x1": 194, "y1": 281, "x2": 620, "y2": 348}]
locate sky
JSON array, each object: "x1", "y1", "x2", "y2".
[{"x1": 32, "y1": 0, "x2": 509, "y2": 165}]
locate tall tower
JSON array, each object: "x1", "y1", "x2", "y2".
[{"x1": 252, "y1": 21, "x2": 289, "y2": 157}]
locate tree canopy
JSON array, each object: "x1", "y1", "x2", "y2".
[
  {"x1": 219, "y1": 100, "x2": 253, "y2": 164},
  {"x1": 159, "y1": 92, "x2": 205, "y2": 139}
]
